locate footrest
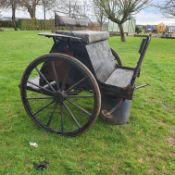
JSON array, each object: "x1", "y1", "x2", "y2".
[
  {"x1": 27, "y1": 77, "x2": 40, "y2": 90},
  {"x1": 27, "y1": 77, "x2": 56, "y2": 91}
]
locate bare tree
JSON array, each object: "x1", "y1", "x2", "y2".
[
  {"x1": 42, "y1": 0, "x2": 56, "y2": 20},
  {"x1": 0, "y1": 0, "x2": 19, "y2": 30},
  {"x1": 94, "y1": 0, "x2": 150, "y2": 42},
  {"x1": 58, "y1": 0, "x2": 82, "y2": 17},
  {"x1": 81, "y1": 0, "x2": 93, "y2": 17},
  {"x1": 55, "y1": 0, "x2": 89, "y2": 18},
  {"x1": 93, "y1": 1, "x2": 106, "y2": 30},
  {"x1": 158, "y1": 0, "x2": 175, "y2": 18},
  {"x1": 19, "y1": 0, "x2": 41, "y2": 19}
]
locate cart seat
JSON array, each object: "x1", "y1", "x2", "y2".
[
  {"x1": 105, "y1": 68, "x2": 134, "y2": 88},
  {"x1": 56, "y1": 30, "x2": 109, "y2": 44}
]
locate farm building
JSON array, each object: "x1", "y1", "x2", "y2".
[
  {"x1": 168, "y1": 26, "x2": 175, "y2": 33},
  {"x1": 108, "y1": 17, "x2": 136, "y2": 35},
  {"x1": 146, "y1": 25, "x2": 157, "y2": 32},
  {"x1": 166, "y1": 26, "x2": 175, "y2": 38}
]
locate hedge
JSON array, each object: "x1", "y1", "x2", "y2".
[
  {"x1": 18, "y1": 19, "x2": 54, "y2": 30},
  {"x1": 0, "y1": 20, "x2": 16, "y2": 28}
]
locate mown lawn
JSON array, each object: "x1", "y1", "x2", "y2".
[{"x1": 0, "y1": 29, "x2": 174, "y2": 175}]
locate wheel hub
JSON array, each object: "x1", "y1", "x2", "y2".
[{"x1": 54, "y1": 91, "x2": 66, "y2": 103}]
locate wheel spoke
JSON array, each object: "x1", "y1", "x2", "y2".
[
  {"x1": 66, "y1": 95, "x2": 94, "y2": 99},
  {"x1": 27, "y1": 96, "x2": 53, "y2": 100},
  {"x1": 35, "y1": 67, "x2": 56, "y2": 92},
  {"x1": 46, "y1": 103, "x2": 57, "y2": 127},
  {"x1": 27, "y1": 86, "x2": 51, "y2": 96},
  {"x1": 33, "y1": 100, "x2": 55, "y2": 116},
  {"x1": 66, "y1": 77, "x2": 87, "y2": 93},
  {"x1": 27, "y1": 80, "x2": 54, "y2": 95},
  {"x1": 51, "y1": 61, "x2": 60, "y2": 91},
  {"x1": 66, "y1": 99, "x2": 92, "y2": 116},
  {"x1": 60, "y1": 104, "x2": 64, "y2": 133},
  {"x1": 63, "y1": 102, "x2": 81, "y2": 128},
  {"x1": 61, "y1": 66, "x2": 70, "y2": 91}
]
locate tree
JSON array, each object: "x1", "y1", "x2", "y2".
[
  {"x1": 42, "y1": 0, "x2": 56, "y2": 21},
  {"x1": 19, "y1": 0, "x2": 41, "y2": 19},
  {"x1": 135, "y1": 26, "x2": 142, "y2": 34},
  {"x1": 81, "y1": 0, "x2": 93, "y2": 17},
  {"x1": 0, "y1": 0, "x2": 19, "y2": 30},
  {"x1": 93, "y1": 0, "x2": 107, "y2": 30},
  {"x1": 94, "y1": 0, "x2": 150, "y2": 42},
  {"x1": 54, "y1": 0, "x2": 91, "y2": 18},
  {"x1": 158, "y1": 0, "x2": 175, "y2": 18},
  {"x1": 55, "y1": 0, "x2": 81, "y2": 17}
]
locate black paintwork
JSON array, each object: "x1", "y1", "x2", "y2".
[{"x1": 41, "y1": 33, "x2": 151, "y2": 100}]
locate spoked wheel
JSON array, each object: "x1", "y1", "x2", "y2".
[
  {"x1": 20, "y1": 53, "x2": 101, "y2": 137},
  {"x1": 111, "y1": 48, "x2": 122, "y2": 66}
]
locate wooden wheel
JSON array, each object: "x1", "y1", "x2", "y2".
[
  {"x1": 111, "y1": 48, "x2": 122, "y2": 66},
  {"x1": 20, "y1": 53, "x2": 101, "y2": 137}
]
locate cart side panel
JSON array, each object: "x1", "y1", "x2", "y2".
[
  {"x1": 39, "y1": 40, "x2": 95, "y2": 90},
  {"x1": 50, "y1": 40, "x2": 94, "y2": 73}
]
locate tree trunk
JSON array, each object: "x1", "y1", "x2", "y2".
[
  {"x1": 100, "y1": 24, "x2": 103, "y2": 31},
  {"x1": 43, "y1": 4, "x2": 46, "y2": 29},
  {"x1": 12, "y1": 2, "x2": 17, "y2": 31},
  {"x1": 100, "y1": 16, "x2": 103, "y2": 31},
  {"x1": 31, "y1": 10, "x2": 36, "y2": 19},
  {"x1": 68, "y1": 0, "x2": 71, "y2": 17},
  {"x1": 118, "y1": 24, "x2": 126, "y2": 42},
  {"x1": 28, "y1": 8, "x2": 36, "y2": 19},
  {"x1": 43, "y1": 6, "x2": 46, "y2": 21}
]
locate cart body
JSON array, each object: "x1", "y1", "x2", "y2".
[{"x1": 20, "y1": 19, "x2": 151, "y2": 136}]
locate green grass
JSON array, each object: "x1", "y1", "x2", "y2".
[{"x1": 0, "y1": 29, "x2": 175, "y2": 175}]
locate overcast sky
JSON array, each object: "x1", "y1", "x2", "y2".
[
  {"x1": 1, "y1": 1, "x2": 175, "y2": 26},
  {"x1": 135, "y1": 7, "x2": 175, "y2": 25}
]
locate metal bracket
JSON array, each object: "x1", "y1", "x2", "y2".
[{"x1": 135, "y1": 83, "x2": 150, "y2": 90}]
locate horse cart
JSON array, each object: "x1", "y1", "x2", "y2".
[{"x1": 20, "y1": 16, "x2": 151, "y2": 137}]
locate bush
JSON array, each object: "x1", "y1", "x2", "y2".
[
  {"x1": 18, "y1": 19, "x2": 54, "y2": 30},
  {"x1": 0, "y1": 20, "x2": 15, "y2": 28},
  {"x1": 135, "y1": 26, "x2": 142, "y2": 34}
]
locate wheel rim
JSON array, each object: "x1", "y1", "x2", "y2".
[{"x1": 21, "y1": 54, "x2": 101, "y2": 136}]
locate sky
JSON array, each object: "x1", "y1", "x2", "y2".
[
  {"x1": 135, "y1": 7, "x2": 175, "y2": 25},
  {"x1": 1, "y1": 1, "x2": 175, "y2": 26}
]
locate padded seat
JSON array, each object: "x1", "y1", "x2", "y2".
[
  {"x1": 105, "y1": 68, "x2": 134, "y2": 88},
  {"x1": 56, "y1": 30, "x2": 109, "y2": 44},
  {"x1": 55, "y1": 15, "x2": 89, "y2": 27}
]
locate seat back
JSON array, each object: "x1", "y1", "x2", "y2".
[
  {"x1": 86, "y1": 40, "x2": 116, "y2": 83},
  {"x1": 55, "y1": 14, "x2": 88, "y2": 30},
  {"x1": 54, "y1": 14, "x2": 116, "y2": 83},
  {"x1": 131, "y1": 36, "x2": 151, "y2": 85}
]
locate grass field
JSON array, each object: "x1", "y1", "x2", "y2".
[{"x1": 0, "y1": 29, "x2": 175, "y2": 175}]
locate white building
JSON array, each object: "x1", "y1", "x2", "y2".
[
  {"x1": 168, "y1": 26, "x2": 175, "y2": 33},
  {"x1": 108, "y1": 17, "x2": 136, "y2": 34}
]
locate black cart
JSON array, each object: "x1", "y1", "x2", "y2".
[{"x1": 20, "y1": 17, "x2": 151, "y2": 137}]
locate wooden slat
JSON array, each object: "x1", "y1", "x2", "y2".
[{"x1": 105, "y1": 68, "x2": 134, "y2": 88}]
